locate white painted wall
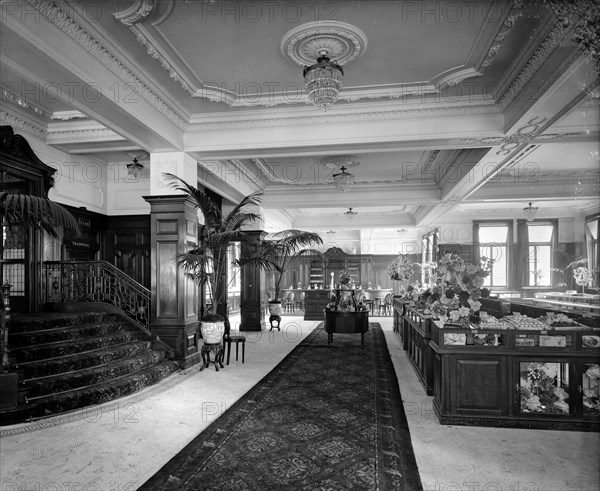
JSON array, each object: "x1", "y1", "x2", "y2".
[{"x1": 27, "y1": 134, "x2": 107, "y2": 215}]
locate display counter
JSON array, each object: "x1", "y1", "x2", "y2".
[
  {"x1": 303, "y1": 287, "x2": 392, "y2": 320},
  {"x1": 397, "y1": 302, "x2": 600, "y2": 430},
  {"x1": 403, "y1": 305, "x2": 435, "y2": 395}
]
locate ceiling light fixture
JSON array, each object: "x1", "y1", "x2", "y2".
[
  {"x1": 332, "y1": 165, "x2": 354, "y2": 192},
  {"x1": 127, "y1": 157, "x2": 144, "y2": 178},
  {"x1": 523, "y1": 202, "x2": 538, "y2": 222},
  {"x1": 344, "y1": 207, "x2": 357, "y2": 220},
  {"x1": 281, "y1": 21, "x2": 367, "y2": 111},
  {"x1": 303, "y1": 50, "x2": 344, "y2": 111}
]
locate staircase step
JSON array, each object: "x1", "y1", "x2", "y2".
[
  {"x1": 26, "y1": 351, "x2": 166, "y2": 398},
  {"x1": 14, "y1": 331, "x2": 146, "y2": 363},
  {"x1": 37, "y1": 361, "x2": 180, "y2": 417},
  {"x1": 9, "y1": 312, "x2": 112, "y2": 334},
  {"x1": 2, "y1": 308, "x2": 181, "y2": 426},
  {"x1": 17, "y1": 341, "x2": 152, "y2": 379},
  {"x1": 9, "y1": 321, "x2": 130, "y2": 348}
]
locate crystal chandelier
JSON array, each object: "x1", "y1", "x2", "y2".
[
  {"x1": 127, "y1": 157, "x2": 144, "y2": 178},
  {"x1": 344, "y1": 207, "x2": 357, "y2": 220},
  {"x1": 523, "y1": 202, "x2": 538, "y2": 222},
  {"x1": 303, "y1": 50, "x2": 344, "y2": 111},
  {"x1": 332, "y1": 166, "x2": 354, "y2": 192}
]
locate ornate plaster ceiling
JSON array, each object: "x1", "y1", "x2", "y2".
[{"x1": 0, "y1": 0, "x2": 598, "y2": 236}]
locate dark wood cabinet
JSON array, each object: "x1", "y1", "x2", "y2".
[
  {"x1": 429, "y1": 321, "x2": 600, "y2": 431},
  {"x1": 324, "y1": 311, "x2": 369, "y2": 346},
  {"x1": 403, "y1": 306, "x2": 435, "y2": 395}
]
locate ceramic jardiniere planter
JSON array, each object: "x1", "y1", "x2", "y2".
[
  {"x1": 268, "y1": 301, "x2": 283, "y2": 316},
  {"x1": 200, "y1": 321, "x2": 225, "y2": 344}
]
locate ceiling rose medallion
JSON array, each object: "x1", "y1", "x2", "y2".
[{"x1": 281, "y1": 21, "x2": 368, "y2": 111}]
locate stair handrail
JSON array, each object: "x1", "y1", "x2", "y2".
[{"x1": 43, "y1": 261, "x2": 151, "y2": 333}]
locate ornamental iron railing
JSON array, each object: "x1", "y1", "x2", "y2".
[{"x1": 43, "y1": 261, "x2": 151, "y2": 333}]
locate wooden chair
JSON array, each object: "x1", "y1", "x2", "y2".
[
  {"x1": 295, "y1": 291, "x2": 305, "y2": 311},
  {"x1": 283, "y1": 292, "x2": 295, "y2": 313},
  {"x1": 378, "y1": 293, "x2": 393, "y2": 316},
  {"x1": 362, "y1": 292, "x2": 375, "y2": 314}
]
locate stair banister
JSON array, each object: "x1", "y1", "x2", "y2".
[{"x1": 43, "y1": 261, "x2": 151, "y2": 333}]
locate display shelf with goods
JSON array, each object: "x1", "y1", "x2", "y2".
[
  {"x1": 427, "y1": 312, "x2": 600, "y2": 430},
  {"x1": 309, "y1": 261, "x2": 324, "y2": 288},
  {"x1": 324, "y1": 289, "x2": 369, "y2": 347},
  {"x1": 345, "y1": 262, "x2": 360, "y2": 286}
]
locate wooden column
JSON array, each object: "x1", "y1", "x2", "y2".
[
  {"x1": 240, "y1": 230, "x2": 266, "y2": 331},
  {"x1": 144, "y1": 195, "x2": 200, "y2": 367}
]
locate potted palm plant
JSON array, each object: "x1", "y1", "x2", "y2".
[
  {"x1": 162, "y1": 173, "x2": 264, "y2": 343},
  {"x1": 254, "y1": 230, "x2": 323, "y2": 315},
  {"x1": 0, "y1": 191, "x2": 80, "y2": 408}
]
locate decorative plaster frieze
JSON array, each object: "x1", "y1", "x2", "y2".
[
  {"x1": 24, "y1": 0, "x2": 187, "y2": 129},
  {"x1": 459, "y1": 116, "x2": 548, "y2": 155},
  {"x1": 112, "y1": 0, "x2": 155, "y2": 26},
  {"x1": 421, "y1": 150, "x2": 441, "y2": 174},
  {"x1": 0, "y1": 111, "x2": 47, "y2": 139},
  {"x1": 50, "y1": 111, "x2": 87, "y2": 121},
  {"x1": 497, "y1": 16, "x2": 573, "y2": 110},
  {"x1": 46, "y1": 128, "x2": 125, "y2": 143},
  {"x1": 460, "y1": 130, "x2": 587, "y2": 146},
  {"x1": 1, "y1": 88, "x2": 46, "y2": 117},
  {"x1": 188, "y1": 102, "x2": 499, "y2": 131},
  {"x1": 479, "y1": 0, "x2": 524, "y2": 74}
]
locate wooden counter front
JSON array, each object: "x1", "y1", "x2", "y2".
[{"x1": 324, "y1": 310, "x2": 369, "y2": 346}]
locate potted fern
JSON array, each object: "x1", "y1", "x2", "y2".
[{"x1": 163, "y1": 174, "x2": 264, "y2": 342}]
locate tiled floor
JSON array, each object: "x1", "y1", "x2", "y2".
[{"x1": 1, "y1": 316, "x2": 598, "y2": 491}]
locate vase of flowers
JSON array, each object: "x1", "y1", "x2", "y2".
[
  {"x1": 386, "y1": 254, "x2": 416, "y2": 283},
  {"x1": 426, "y1": 253, "x2": 492, "y2": 326},
  {"x1": 573, "y1": 266, "x2": 593, "y2": 294}
]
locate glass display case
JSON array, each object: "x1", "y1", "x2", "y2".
[{"x1": 399, "y1": 306, "x2": 600, "y2": 431}]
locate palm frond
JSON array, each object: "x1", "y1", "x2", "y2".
[
  {"x1": 161, "y1": 173, "x2": 222, "y2": 228},
  {"x1": 0, "y1": 192, "x2": 81, "y2": 238}
]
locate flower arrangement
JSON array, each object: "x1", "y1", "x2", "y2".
[
  {"x1": 338, "y1": 270, "x2": 351, "y2": 287},
  {"x1": 573, "y1": 266, "x2": 594, "y2": 294},
  {"x1": 573, "y1": 267, "x2": 593, "y2": 287},
  {"x1": 386, "y1": 255, "x2": 415, "y2": 282},
  {"x1": 423, "y1": 253, "x2": 492, "y2": 326}
]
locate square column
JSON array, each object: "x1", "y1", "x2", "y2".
[
  {"x1": 144, "y1": 195, "x2": 200, "y2": 367},
  {"x1": 240, "y1": 230, "x2": 266, "y2": 331}
]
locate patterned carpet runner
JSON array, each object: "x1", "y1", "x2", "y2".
[{"x1": 141, "y1": 323, "x2": 422, "y2": 490}]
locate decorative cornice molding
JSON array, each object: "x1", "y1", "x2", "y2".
[
  {"x1": 50, "y1": 111, "x2": 88, "y2": 121},
  {"x1": 24, "y1": 0, "x2": 187, "y2": 129},
  {"x1": 497, "y1": 16, "x2": 574, "y2": 110},
  {"x1": 189, "y1": 101, "x2": 500, "y2": 131},
  {"x1": 479, "y1": 0, "x2": 524, "y2": 74},
  {"x1": 1, "y1": 88, "x2": 46, "y2": 117},
  {"x1": 0, "y1": 111, "x2": 47, "y2": 139},
  {"x1": 46, "y1": 128, "x2": 125, "y2": 143},
  {"x1": 113, "y1": 0, "x2": 155, "y2": 26}
]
